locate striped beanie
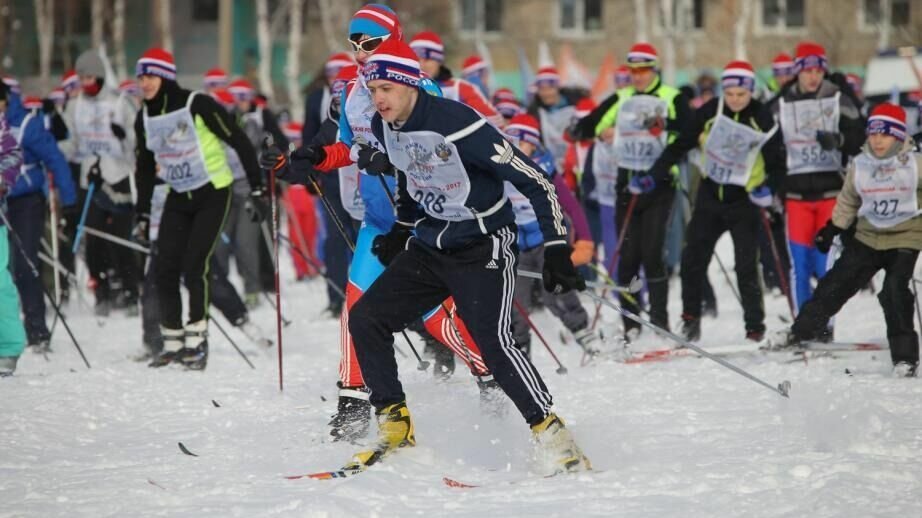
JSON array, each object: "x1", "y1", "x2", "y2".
[
  {"x1": 615, "y1": 65, "x2": 632, "y2": 88},
  {"x1": 228, "y1": 79, "x2": 256, "y2": 101},
  {"x1": 49, "y1": 87, "x2": 67, "y2": 105},
  {"x1": 362, "y1": 38, "x2": 420, "y2": 87},
  {"x1": 2, "y1": 76, "x2": 20, "y2": 95},
  {"x1": 203, "y1": 68, "x2": 229, "y2": 89},
  {"x1": 22, "y1": 95, "x2": 42, "y2": 110},
  {"x1": 845, "y1": 73, "x2": 863, "y2": 96},
  {"x1": 325, "y1": 53, "x2": 354, "y2": 74},
  {"x1": 118, "y1": 79, "x2": 139, "y2": 97},
  {"x1": 505, "y1": 114, "x2": 542, "y2": 147},
  {"x1": 574, "y1": 98, "x2": 596, "y2": 119},
  {"x1": 283, "y1": 122, "x2": 303, "y2": 143},
  {"x1": 349, "y1": 4, "x2": 401, "y2": 40},
  {"x1": 462, "y1": 55, "x2": 488, "y2": 76},
  {"x1": 136, "y1": 48, "x2": 177, "y2": 80},
  {"x1": 332, "y1": 65, "x2": 358, "y2": 97},
  {"x1": 627, "y1": 43, "x2": 658, "y2": 68},
  {"x1": 867, "y1": 103, "x2": 906, "y2": 142},
  {"x1": 771, "y1": 53, "x2": 795, "y2": 77},
  {"x1": 534, "y1": 66, "x2": 560, "y2": 88},
  {"x1": 409, "y1": 31, "x2": 445, "y2": 62},
  {"x1": 794, "y1": 41, "x2": 827, "y2": 73},
  {"x1": 721, "y1": 60, "x2": 756, "y2": 91},
  {"x1": 212, "y1": 88, "x2": 235, "y2": 110},
  {"x1": 60, "y1": 70, "x2": 78, "y2": 93}
]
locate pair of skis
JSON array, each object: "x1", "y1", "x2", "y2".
[{"x1": 596, "y1": 341, "x2": 885, "y2": 365}]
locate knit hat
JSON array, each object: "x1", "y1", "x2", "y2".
[
  {"x1": 505, "y1": 114, "x2": 542, "y2": 147},
  {"x1": 574, "y1": 98, "x2": 597, "y2": 119},
  {"x1": 228, "y1": 79, "x2": 256, "y2": 101},
  {"x1": 496, "y1": 99, "x2": 523, "y2": 119},
  {"x1": 332, "y1": 65, "x2": 359, "y2": 97},
  {"x1": 22, "y1": 95, "x2": 42, "y2": 110},
  {"x1": 845, "y1": 73, "x2": 863, "y2": 95},
  {"x1": 492, "y1": 88, "x2": 517, "y2": 103},
  {"x1": 349, "y1": 4, "x2": 401, "y2": 40},
  {"x1": 60, "y1": 70, "x2": 78, "y2": 92},
  {"x1": 615, "y1": 65, "x2": 632, "y2": 88},
  {"x1": 203, "y1": 68, "x2": 229, "y2": 89},
  {"x1": 136, "y1": 48, "x2": 177, "y2": 80},
  {"x1": 75, "y1": 50, "x2": 106, "y2": 79},
  {"x1": 461, "y1": 55, "x2": 488, "y2": 76},
  {"x1": 721, "y1": 60, "x2": 756, "y2": 91},
  {"x1": 534, "y1": 66, "x2": 561, "y2": 88},
  {"x1": 771, "y1": 52, "x2": 795, "y2": 77},
  {"x1": 626, "y1": 43, "x2": 658, "y2": 68},
  {"x1": 283, "y1": 122, "x2": 303, "y2": 142},
  {"x1": 362, "y1": 38, "x2": 421, "y2": 87},
  {"x1": 866, "y1": 103, "x2": 906, "y2": 142},
  {"x1": 794, "y1": 41, "x2": 827, "y2": 73},
  {"x1": 409, "y1": 31, "x2": 445, "y2": 62},
  {"x1": 118, "y1": 79, "x2": 139, "y2": 96},
  {"x1": 325, "y1": 53, "x2": 354, "y2": 74},
  {"x1": 49, "y1": 88, "x2": 66, "y2": 105},
  {"x1": 212, "y1": 88, "x2": 235, "y2": 110}
]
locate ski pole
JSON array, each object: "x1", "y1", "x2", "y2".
[
  {"x1": 47, "y1": 175, "x2": 61, "y2": 306},
  {"x1": 517, "y1": 268, "x2": 642, "y2": 294},
  {"x1": 583, "y1": 289, "x2": 790, "y2": 398},
  {"x1": 209, "y1": 315, "x2": 255, "y2": 369},
  {"x1": 270, "y1": 167, "x2": 284, "y2": 391},
  {"x1": 590, "y1": 193, "x2": 638, "y2": 330},
  {"x1": 82, "y1": 225, "x2": 151, "y2": 254},
  {"x1": 759, "y1": 208, "x2": 796, "y2": 320},
  {"x1": 512, "y1": 298, "x2": 567, "y2": 375},
  {"x1": 71, "y1": 182, "x2": 95, "y2": 254},
  {"x1": 0, "y1": 210, "x2": 90, "y2": 369}
]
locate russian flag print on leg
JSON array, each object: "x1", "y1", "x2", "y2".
[
  {"x1": 785, "y1": 198, "x2": 837, "y2": 312},
  {"x1": 422, "y1": 299, "x2": 490, "y2": 376}
]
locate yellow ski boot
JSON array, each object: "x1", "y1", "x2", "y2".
[
  {"x1": 531, "y1": 413, "x2": 592, "y2": 474},
  {"x1": 342, "y1": 401, "x2": 416, "y2": 472}
]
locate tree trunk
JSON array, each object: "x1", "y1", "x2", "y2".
[
  {"x1": 33, "y1": 0, "x2": 54, "y2": 92},
  {"x1": 91, "y1": 0, "x2": 105, "y2": 49},
  {"x1": 159, "y1": 0, "x2": 173, "y2": 53},
  {"x1": 733, "y1": 0, "x2": 753, "y2": 60},
  {"x1": 633, "y1": 0, "x2": 648, "y2": 42},
  {"x1": 256, "y1": 0, "x2": 275, "y2": 98},
  {"x1": 287, "y1": 0, "x2": 305, "y2": 119},
  {"x1": 316, "y1": 0, "x2": 342, "y2": 53},
  {"x1": 659, "y1": 0, "x2": 676, "y2": 85},
  {"x1": 877, "y1": 0, "x2": 892, "y2": 51},
  {"x1": 113, "y1": 0, "x2": 127, "y2": 78}
]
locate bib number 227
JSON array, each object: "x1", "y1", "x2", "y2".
[{"x1": 871, "y1": 199, "x2": 898, "y2": 218}]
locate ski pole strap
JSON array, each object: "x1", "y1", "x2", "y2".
[{"x1": 71, "y1": 183, "x2": 95, "y2": 254}]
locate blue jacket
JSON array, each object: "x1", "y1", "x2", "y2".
[
  {"x1": 5, "y1": 92, "x2": 76, "y2": 205},
  {"x1": 372, "y1": 92, "x2": 568, "y2": 251}
]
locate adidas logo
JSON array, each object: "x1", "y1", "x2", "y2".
[
  {"x1": 490, "y1": 140, "x2": 514, "y2": 164},
  {"x1": 485, "y1": 259, "x2": 499, "y2": 270}
]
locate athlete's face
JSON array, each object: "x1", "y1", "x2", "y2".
[
  {"x1": 797, "y1": 68, "x2": 824, "y2": 94},
  {"x1": 536, "y1": 84, "x2": 560, "y2": 107},
  {"x1": 868, "y1": 133, "x2": 898, "y2": 157},
  {"x1": 368, "y1": 80, "x2": 419, "y2": 123},
  {"x1": 723, "y1": 86, "x2": 752, "y2": 113},
  {"x1": 418, "y1": 58, "x2": 440, "y2": 79},
  {"x1": 630, "y1": 67, "x2": 657, "y2": 92},
  {"x1": 775, "y1": 74, "x2": 794, "y2": 88},
  {"x1": 516, "y1": 139, "x2": 536, "y2": 156},
  {"x1": 138, "y1": 75, "x2": 162, "y2": 100}
]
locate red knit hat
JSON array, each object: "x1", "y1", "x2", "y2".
[
  {"x1": 203, "y1": 68, "x2": 229, "y2": 88},
  {"x1": 627, "y1": 43, "x2": 658, "y2": 68},
  {"x1": 332, "y1": 65, "x2": 358, "y2": 97},
  {"x1": 228, "y1": 79, "x2": 255, "y2": 101},
  {"x1": 461, "y1": 55, "x2": 488, "y2": 76},
  {"x1": 283, "y1": 121, "x2": 303, "y2": 142},
  {"x1": 363, "y1": 38, "x2": 421, "y2": 87},
  {"x1": 22, "y1": 95, "x2": 42, "y2": 110},
  {"x1": 505, "y1": 114, "x2": 542, "y2": 146},
  {"x1": 117, "y1": 80, "x2": 139, "y2": 97},
  {"x1": 794, "y1": 41, "x2": 827, "y2": 73},
  {"x1": 136, "y1": 48, "x2": 177, "y2": 80},
  {"x1": 325, "y1": 52, "x2": 354, "y2": 73},
  {"x1": 615, "y1": 65, "x2": 632, "y2": 88},
  {"x1": 534, "y1": 66, "x2": 560, "y2": 87},
  {"x1": 721, "y1": 60, "x2": 756, "y2": 91},
  {"x1": 212, "y1": 88, "x2": 235, "y2": 110},
  {"x1": 409, "y1": 31, "x2": 445, "y2": 62},
  {"x1": 867, "y1": 103, "x2": 907, "y2": 141},
  {"x1": 60, "y1": 70, "x2": 78, "y2": 92},
  {"x1": 574, "y1": 98, "x2": 597, "y2": 119},
  {"x1": 771, "y1": 52, "x2": 795, "y2": 77}
]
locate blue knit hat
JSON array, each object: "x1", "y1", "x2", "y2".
[{"x1": 349, "y1": 4, "x2": 401, "y2": 39}]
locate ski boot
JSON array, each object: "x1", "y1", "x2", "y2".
[
  {"x1": 0, "y1": 356, "x2": 19, "y2": 377},
  {"x1": 235, "y1": 315, "x2": 273, "y2": 348},
  {"x1": 679, "y1": 314, "x2": 701, "y2": 342},
  {"x1": 531, "y1": 413, "x2": 591, "y2": 475},
  {"x1": 342, "y1": 401, "x2": 415, "y2": 472},
  {"x1": 765, "y1": 328, "x2": 803, "y2": 350},
  {"x1": 179, "y1": 320, "x2": 209, "y2": 370},
  {"x1": 893, "y1": 362, "x2": 918, "y2": 378},
  {"x1": 477, "y1": 375, "x2": 507, "y2": 417},
  {"x1": 28, "y1": 330, "x2": 52, "y2": 355},
  {"x1": 573, "y1": 327, "x2": 602, "y2": 356},
  {"x1": 623, "y1": 324, "x2": 641, "y2": 344},
  {"x1": 329, "y1": 384, "x2": 372, "y2": 442},
  {"x1": 745, "y1": 328, "x2": 766, "y2": 343},
  {"x1": 149, "y1": 327, "x2": 185, "y2": 367}
]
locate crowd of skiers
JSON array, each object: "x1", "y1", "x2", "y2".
[{"x1": 1, "y1": 1, "x2": 920, "y2": 476}]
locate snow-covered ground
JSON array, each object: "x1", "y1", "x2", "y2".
[{"x1": 3, "y1": 235, "x2": 921, "y2": 518}]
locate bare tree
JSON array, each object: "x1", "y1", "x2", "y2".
[
  {"x1": 734, "y1": 0, "x2": 754, "y2": 60},
  {"x1": 317, "y1": 0, "x2": 349, "y2": 53},
  {"x1": 633, "y1": 0, "x2": 648, "y2": 42},
  {"x1": 91, "y1": 0, "x2": 105, "y2": 49},
  {"x1": 158, "y1": 0, "x2": 173, "y2": 53},
  {"x1": 658, "y1": 0, "x2": 676, "y2": 85},
  {"x1": 287, "y1": 0, "x2": 305, "y2": 118},
  {"x1": 113, "y1": 0, "x2": 127, "y2": 79},
  {"x1": 33, "y1": 0, "x2": 54, "y2": 91},
  {"x1": 255, "y1": 0, "x2": 275, "y2": 98},
  {"x1": 875, "y1": 0, "x2": 892, "y2": 51}
]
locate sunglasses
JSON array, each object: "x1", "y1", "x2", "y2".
[{"x1": 348, "y1": 35, "x2": 389, "y2": 53}]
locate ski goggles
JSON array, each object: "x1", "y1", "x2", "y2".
[{"x1": 348, "y1": 34, "x2": 390, "y2": 54}]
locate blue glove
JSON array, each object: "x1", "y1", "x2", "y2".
[
  {"x1": 628, "y1": 174, "x2": 656, "y2": 195},
  {"x1": 748, "y1": 185, "x2": 773, "y2": 208}
]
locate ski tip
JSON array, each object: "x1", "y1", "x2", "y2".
[
  {"x1": 777, "y1": 380, "x2": 792, "y2": 398},
  {"x1": 320, "y1": 395, "x2": 327, "y2": 402},
  {"x1": 443, "y1": 477, "x2": 479, "y2": 489},
  {"x1": 211, "y1": 399, "x2": 221, "y2": 408},
  {"x1": 177, "y1": 442, "x2": 199, "y2": 457}
]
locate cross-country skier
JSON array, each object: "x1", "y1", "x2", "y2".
[
  {"x1": 648, "y1": 60, "x2": 784, "y2": 342},
  {"x1": 526, "y1": 66, "x2": 589, "y2": 170},
  {"x1": 0, "y1": 102, "x2": 28, "y2": 376},
  {"x1": 133, "y1": 48, "x2": 264, "y2": 370},
  {"x1": 343, "y1": 37, "x2": 590, "y2": 474},
  {"x1": 773, "y1": 103, "x2": 921, "y2": 377}
]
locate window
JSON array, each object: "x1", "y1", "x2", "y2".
[
  {"x1": 459, "y1": 0, "x2": 503, "y2": 34},
  {"x1": 759, "y1": 0, "x2": 805, "y2": 30},
  {"x1": 864, "y1": 0, "x2": 910, "y2": 27},
  {"x1": 558, "y1": 0, "x2": 603, "y2": 33},
  {"x1": 192, "y1": 0, "x2": 219, "y2": 22}
]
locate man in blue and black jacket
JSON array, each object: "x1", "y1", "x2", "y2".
[
  {"x1": 340, "y1": 38, "x2": 590, "y2": 475},
  {"x1": 1, "y1": 81, "x2": 76, "y2": 351}
]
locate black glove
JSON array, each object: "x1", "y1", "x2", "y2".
[
  {"x1": 371, "y1": 225, "x2": 413, "y2": 266},
  {"x1": 813, "y1": 220, "x2": 842, "y2": 254},
  {"x1": 110, "y1": 123, "x2": 126, "y2": 140},
  {"x1": 542, "y1": 244, "x2": 586, "y2": 294},
  {"x1": 290, "y1": 145, "x2": 326, "y2": 171},
  {"x1": 259, "y1": 145, "x2": 289, "y2": 176},
  {"x1": 42, "y1": 99, "x2": 56, "y2": 115},
  {"x1": 86, "y1": 159, "x2": 103, "y2": 189},
  {"x1": 58, "y1": 205, "x2": 79, "y2": 235},
  {"x1": 816, "y1": 131, "x2": 843, "y2": 151},
  {"x1": 356, "y1": 144, "x2": 394, "y2": 176},
  {"x1": 133, "y1": 213, "x2": 151, "y2": 246}
]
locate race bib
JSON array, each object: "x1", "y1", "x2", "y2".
[
  {"x1": 780, "y1": 93, "x2": 841, "y2": 175},
  {"x1": 701, "y1": 98, "x2": 776, "y2": 187},
  {"x1": 614, "y1": 95, "x2": 669, "y2": 171},
  {"x1": 592, "y1": 140, "x2": 618, "y2": 207},
  {"x1": 854, "y1": 152, "x2": 922, "y2": 228},
  {"x1": 75, "y1": 96, "x2": 123, "y2": 160},
  {"x1": 143, "y1": 93, "x2": 211, "y2": 192}
]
